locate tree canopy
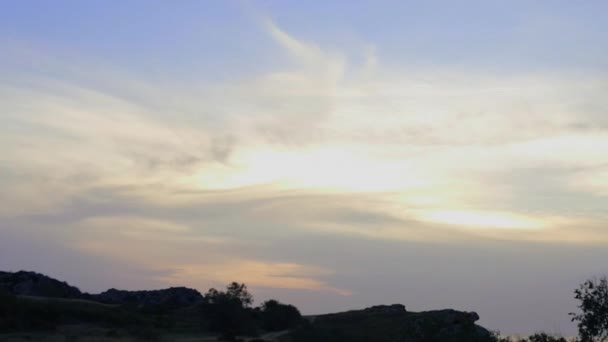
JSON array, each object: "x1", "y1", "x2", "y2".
[
  {"x1": 571, "y1": 277, "x2": 608, "y2": 342},
  {"x1": 201, "y1": 282, "x2": 255, "y2": 340}
]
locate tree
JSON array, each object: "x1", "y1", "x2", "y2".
[
  {"x1": 527, "y1": 332, "x2": 568, "y2": 342},
  {"x1": 226, "y1": 282, "x2": 253, "y2": 308},
  {"x1": 259, "y1": 299, "x2": 302, "y2": 331},
  {"x1": 571, "y1": 277, "x2": 608, "y2": 342},
  {"x1": 201, "y1": 283, "x2": 255, "y2": 340}
]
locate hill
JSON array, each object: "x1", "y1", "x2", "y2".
[
  {"x1": 283, "y1": 304, "x2": 492, "y2": 342},
  {"x1": 0, "y1": 271, "x2": 82, "y2": 299},
  {"x1": 0, "y1": 270, "x2": 498, "y2": 341},
  {"x1": 0, "y1": 271, "x2": 203, "y2": 310}
]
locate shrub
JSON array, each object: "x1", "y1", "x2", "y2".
[
  {"x1": 527, "y1": 332, "x2": 568, "y2": 342},
  {"x1": 259, "y1": 299, "x2": 302, "y2": 331}
]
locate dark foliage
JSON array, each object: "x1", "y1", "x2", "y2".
[
  {"x1": 258, "y1": 299, "x2": 302, "y2": 331},
  {"x1": 224, "y1": 282, "x2": 253, "y2": 308},
  {"x1": 490, "y1": 332, "x2": 568, "y2": 342},
  {"x1": 200, "y1": 282, "x2": 256, "y2": 340},
  {"x1": 571, "y1": 277, "x2": 608, "y2": 342},
  {"x1": 527, "y1": 332, "x2": 568, "y2": 342}
]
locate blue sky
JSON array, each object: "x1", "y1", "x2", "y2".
[
  {"x1": 4, "y1": 1, "x2": 607, "y2": 75},
  {"x1": 1, "y1": 0, "x2": 608, "y2": 336}
]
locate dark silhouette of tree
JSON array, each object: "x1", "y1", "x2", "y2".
[
  {"x1": 259, "y1": 299, "x2": 302, "y2": 331},
  {"x1": 226, "y1": 282, "x2": 253, "y2": 308},
  {"x1": 201, "y1": 283, "x2": 255, "y2": 340},
  {"x1": 571, "y1": 277, "x2": 608, "y2": 342},
  {"x1": 527, "y1": 332, "x2": 568, "y2": 342}
]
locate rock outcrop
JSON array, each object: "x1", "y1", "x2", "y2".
[{"x1": 289, "y1": 304, "x2": 492, "y2": 342}]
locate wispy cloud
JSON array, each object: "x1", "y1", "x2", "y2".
[
  {"x1": 1, "y1": 17, "x2": 607, "y2": 320},
  {"x1": 163, "y1": 261, "x2": 352, "y2": 296}
]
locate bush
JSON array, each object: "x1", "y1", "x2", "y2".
[
  {"x1": 259, "y1": 299, "x2": 302, "y2": 331},
  {"x1": 527, "y1": 332, "x2": 568, "y2": 342}
]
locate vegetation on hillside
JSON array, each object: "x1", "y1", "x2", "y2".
[
  {"x1": 201, "y1": 282, "x2": 302, "y2": 340},
  {"x1": 1, "y1": 271, "x2": 607, "y2": 341}
]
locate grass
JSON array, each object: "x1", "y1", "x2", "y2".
[
  {"x1": 11, "y1": 295, "x2": 146, "y2": 328},
  {"x1": 0, "y1": 296, "x2": 223, "y2": 342}
]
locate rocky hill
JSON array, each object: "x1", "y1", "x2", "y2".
[
  {"x1": 1, "y1": 270, "x2": 497, "y2": 341},
  {"x1": 0, "y1": 270, "x2": 202, "y2": 309},
  {"x1": 285, "y1": 305, "x2": 492, "y2": 342},
  {"x1": 0, "y1": 271, "x2": 82, "y2": 299}
]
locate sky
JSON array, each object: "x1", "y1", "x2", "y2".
[{"x1": 1, "y1": 0, "x2": 607, "y2": 336}]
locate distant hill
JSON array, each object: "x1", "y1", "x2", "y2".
[
  {"x1": 0, "y1": 270, "x2": 203, "y2": 309},
  {"x1": 0, "y1": 271, "x2": 82, "y2": 299}
]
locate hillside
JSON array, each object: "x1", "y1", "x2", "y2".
[
  {"x1": 0, "y1": 271, "x2": 203, "y2": 309},
  {"x1": 0, "y1": 270, "x2": 497, "y2": 342}
]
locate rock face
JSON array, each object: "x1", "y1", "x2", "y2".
[
  {"x1": 0, "y1": 271, "x2": 82, "y2": 298},
  {"x1": 289, "y1": 304, "x2": 492, "y2": 342},
  {"x1": 405, "y1": 309, "x2": 489, "y2": 340},
  {"x1": 91, "y1": 287, "x2": 204, "y2": 308}
]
